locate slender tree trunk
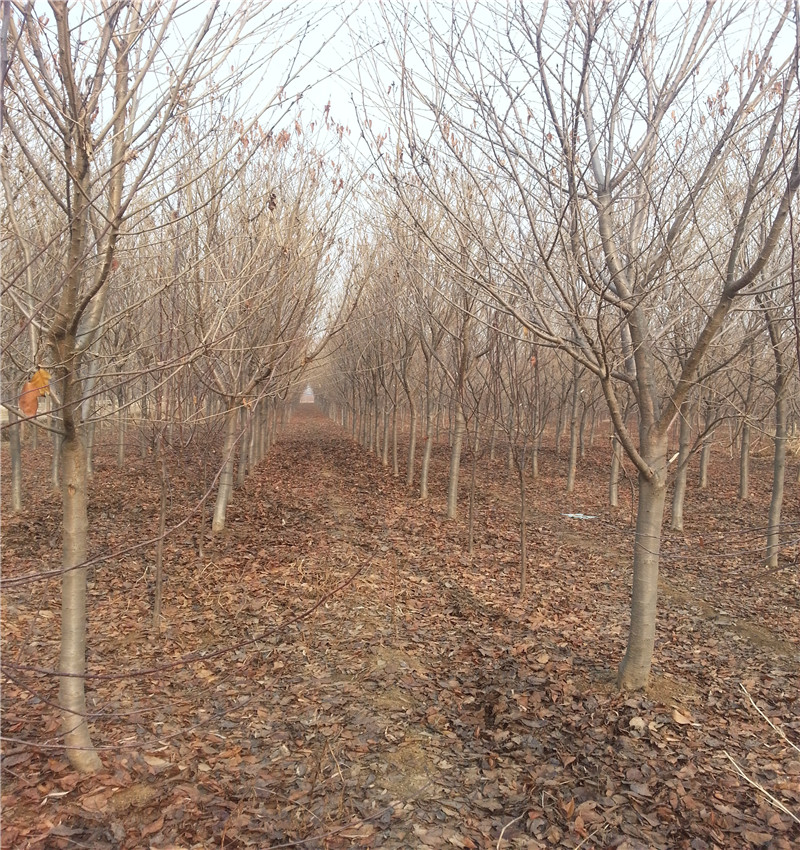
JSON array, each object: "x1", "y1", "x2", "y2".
[
  {"x1": 212, "y1": 405, "x2": 238, "y2": 533},
  {"x1": 420, "y1": 389, "x2": 433, "y2": 500},
  {"x1": 738, "y1": 420, "x2": 751, "y2": 501},
  {"x1": 391, "y1": 400, "x2": 399, "y2": 477},
  {"x1": 265, "y1": 403, "x2": 273, "y2": 455},
  {"x1": 140, "y1": 378, "x2": 149, "y2": 459},
  {"x1": 518, "y1": 445, "x2": 528, "y2": 596},
  {"x1": 670, "y1": 400, "x2": 692, "y2": 531},
  {"x1": 446, "y1": 406, "x2": 465, "y2": 519},
  {"x1": 405, "y1": 398, "x2": 417, "y2": 488},
  {"x1": 467, "y1": 427, "x2": 479, "y2": 555},
  {"x1": 566, "y1": 366, "x2": 580, "y2": 493},
  {"x1": 698, "y1": 438, "x2": 711, "y2": 490},
  {"x1": 382, "y1": 402, "x2": 390, "y2": 467},
  {"x1": 9, "y1": 410, "x2": 23, "y2": 512},
  {"x1": 117, "y1": 403, "x2": 125, "y2": 468},
  {"x1": 52, "y1": 430, "x2": 62, "y2": 492},
  {"x1": 578, "y1": 403, "x2": 588, "y2": 460},
  {"x1": 198, "y1": 456, "x2": 208, "y2": 560},
  {"x1": 153, "y1": 449, "x2": 167, "y2": 633},
  {"x1": 617, "y1": 437, "x2": 668, "y2": 691},
  {"x1": 506, "y1": 410, "x2": 514, "y2": 473},
  {"x1": 760, "y1": 292, "x2": 789, "y2": 567},
  {"x1": 554, "y1": 400, "x2": 565, "y2": 456},
  {"x1": 766, "y1": 397, "x2": 787, "y2": 568},
  {"x1": 59, "y1": 432, "x2": 102, "y2": 772},
  {"x1": 609, "y1": 434, "x2": 622, "y2": 508},
  {"x1": 85, "y1": 420, "x2": 96, "y2": 479},
  {"x1": 236, "y1": 407, "x2": 249, "y2": 488},
  {"x1": 249, "y1": 406, "x2": 259, "y2": 466},
  {"x1": 270, "y1": 402, "x2": 279, "y2": 444}
]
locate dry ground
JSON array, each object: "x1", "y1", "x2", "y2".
[{"x1": 1, "y1": 406, "x2": 799, "y2": 849}]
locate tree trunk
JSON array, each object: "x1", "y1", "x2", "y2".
[
  {"x1": 566, "y1": 366, "x2": 580, "y2": 493},
  {"x1": 85, "y1": 420, "x2": 96, "y2": 479},
  {"x1": 609, "y1": 434, "x2": 622, "y2": 507},
  {"x1": 578, "y1": 402, "x2": 588, "y2": 460},
  {"x1": 765, "y1": 397, "x2": 787, "y2": 568},
  {"x1": 59, "y1": 433, "x2": 103, "y2": 772},
  {"x1": 670, "y1": 400, "x2": 692, "y2": 531},
  {"x1": 467, "y1": 428, "x2": 479, "y2": 555},
  {"x1": 420, "y1": 391, "x2": 433, "y2": 500},
  {"x1": 212, "y1": 405, "x2": 238, "y2": 533},
  {"x1": 236, "y1": 407, "x2": 249, "y2": 488},
  {"x1": 381, "y1": 402, "x2": 390, "y2": 467},
  {"x1": 518, "y1": 445, "x2": 528, "y2": 596},
  {"x1": 52, "y1": 430, "x2": 62, "y2": 492},
  {"x1": 391, "y1": 401, "x2": 399, "y2": 477},
  {"x1": 617, "y1": 437, "x2": 668, "y2": 691},
  {"x1": 698, "y1": 439, "x2": 711, "y2": 490},
  {"x1": 9, "y1": 409, "x2": 23, "y2": 513},
  {"x1": 117, "y1": 404, "x2": 126, "y2": 468},
  {"x1": 153, "y1": 450, "x2": 167, "y2": 633},
  {"x1": 506, "y1": 410, "x2": 514, "y2": 473},
  {"x1": 405, "y1": 399, "x2": 417, "y2": 488},
  {"x1": 554, "y1": 400, "x2": 564, "y2": 456},
  {"x1": 738, "y1": 420, "x2": 750, "y2": 501},
  {"x1": 270, "y1": 402, "x2": 279, "y2": 444},
  {"x1": 446, "y1": 406, "x2": 465, "y2": 519}
]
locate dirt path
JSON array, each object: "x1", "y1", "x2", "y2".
[{"x1": 2, "y1": 407, "x2": 798, "y2": 849}]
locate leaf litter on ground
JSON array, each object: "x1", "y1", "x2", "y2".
[{"x1": 1, "y1": 407, "x2": 799, "y2": 849}]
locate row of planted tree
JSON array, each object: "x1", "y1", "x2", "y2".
[
  {"x1": 316, "y1": 222, "x2": 799, "y2": 546},
  {"x1": 2, "y1": 1, "x2": 799, "y2": 773},
  {"x1": 0, "y1": 2, "x2": 366, "y2": 773},
  {"x1": 313, "y1": 1, "x2": 800, "y2": 695}
]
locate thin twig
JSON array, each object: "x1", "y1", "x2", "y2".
[
  {"x1": 723, "y1": 751, "x2": 800, "y2": 825},
  {"x1": 740, "y1": 683, "x2": 800, "y2": 754},
  {"x1": 496, "y1": 814, "x2": 523, "y2": 849}
]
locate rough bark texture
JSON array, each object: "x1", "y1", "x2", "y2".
[
  {"x1": 9, "y1": 409, "x2": 23, "y2": 512},
  {"x1": 566, "y1": 368, "x2": 580, "y2": 493},
  {"x1": 617, "y1": 438, "x2": 668, "y2": 691},
  {"x1": 518, "y1": 447, "x2": 527, "y2": 596},
  {"x1": 446, "y1": 406, "x2": 465, "y2": 519},
  {"x1": 405, "y1": 401, "x2": 417, "y2": 488},
  {"x1": 212, "y1": 406, "x2": 238, "y2": 533},
  {"x1": 609, "y1": 435, "x2": 621, "y2": 508},
  {"x1": 738, "y1": 421, "x2": 751, "y2": 501},
  {"x1": 766, "y1": 406, "x2": 786, "y2": 568},
  {"x1": 420, "y1": 394, "x2": 434, "y2": 500},
  {"x1": 59, "y1": 434, "x2": 102, "y2": 772},
  {"x1": 670, "y1": 400, "x2": 692, "y2": 531}
]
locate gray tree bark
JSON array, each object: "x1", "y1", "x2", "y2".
[
  {"x1": 670, "y1": 399, "x2": 692, "y2": 531},
  {"x1": 9, "y1": 409, "x2": 23, "y2": 512},
  {"x1": 617, "y1": 435, "x2": 668, "y2": 691},
  {"x1": 446, "y1": 405, "x2": 465, "y2": 519},
  {"x1": 738, "y1": 420, "x2": 751, "y2": 501},
  {"x1": 212, "y1": 405, "x2": 238, "y2": 533},
  {"x1": 59, "y1": 431, "x2": 103, "y2": 772}
]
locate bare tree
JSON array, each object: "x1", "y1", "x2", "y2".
[
  {"x1": 2, "y1": 0, "x2": 341, "y2": 770},
  {"x1": 372, "y1": 0, "x2": 800, "y2": 689}
]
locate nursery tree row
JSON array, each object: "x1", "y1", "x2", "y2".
[
  {"x1": 1, "y1": 1, "x2": 359, "y2": 772},
  {"x1": 316, "y1": 1, "x2": 800, "y2": 692}
]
